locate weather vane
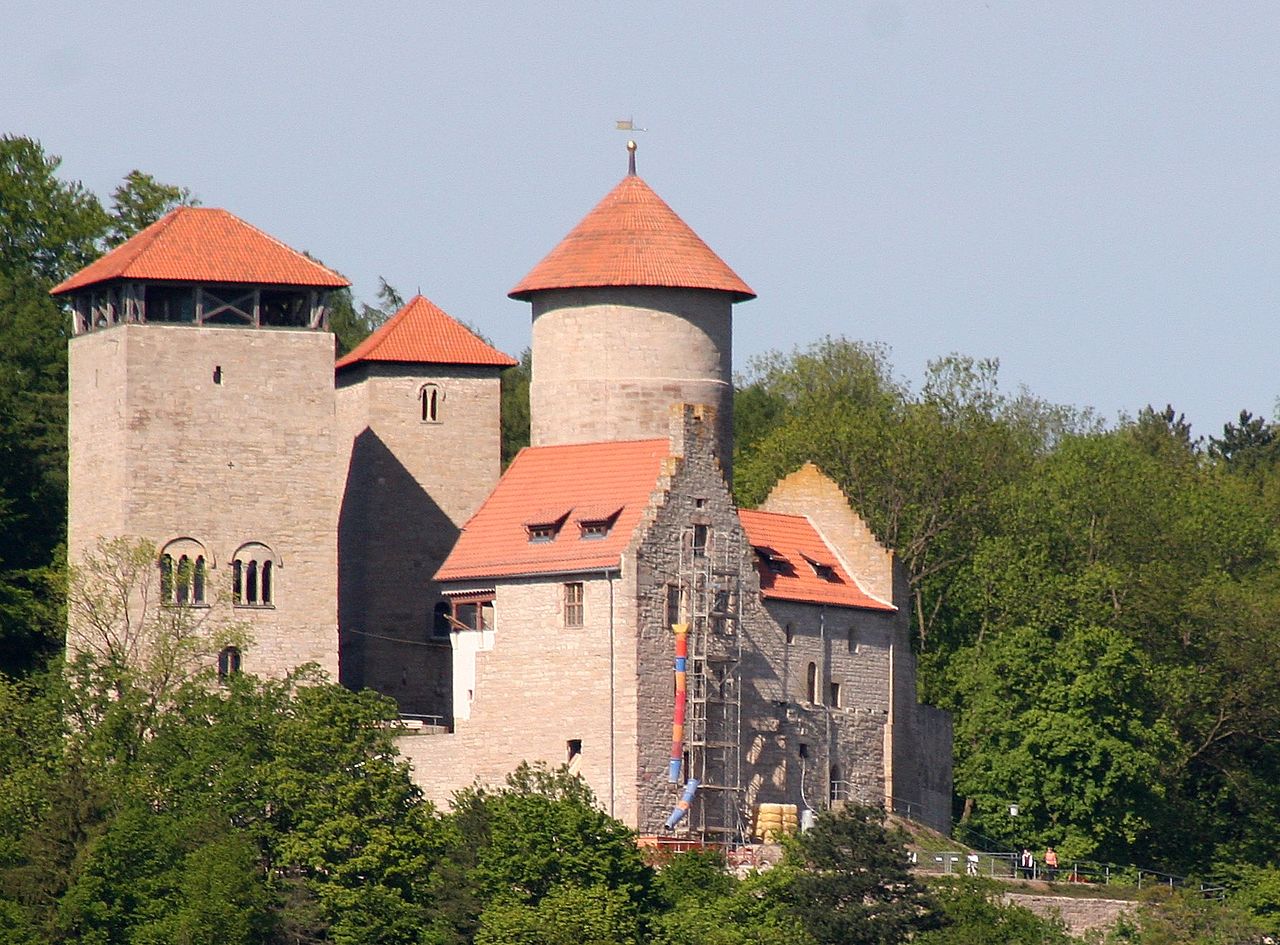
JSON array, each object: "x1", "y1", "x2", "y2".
[{"x1": 615, "y1": 117, "x2": 647, "y2": 175}]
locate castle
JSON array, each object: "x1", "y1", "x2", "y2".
[{"x1": 54, "y1": 148, "x2": 952, "y2": 838}]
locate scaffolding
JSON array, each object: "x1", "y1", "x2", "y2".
[{"x1": 677, "y1": 523, "x2": 745, "y2": 841}]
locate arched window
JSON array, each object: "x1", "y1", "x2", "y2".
[
  {"x1": 232, "y1": 542, "x2": 278, "y2": 608},
  {"x1": 176, "y1": 555, "x2": 191, "y2": 604},
  {"x1": 160, "y1": 554, "x2": 174, "y2": 601},
  {"x1": 193, "y1": 557, "x2": 206, "y2": 605},
  {"x1": 217, "y1": 645, "x2": 242, "y2": 681},
  {"x1": 420, "y1": 383, "x2": 442, "y2": 422},
  {"x1": 159, "y1": 539, "x2": 213, "y2": 606},
  {"x1": 806, "y1": 662, "x2": 817, "y2": 703}
]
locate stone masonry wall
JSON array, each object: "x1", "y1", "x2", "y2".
[
  {"x1": 529, "y1": 287, "x2": 734, "y2": 475},
  {"x1": 68, "y1": 323, "x2": 339, "y2": 678},
  {"x1": 402, "y1": 573, "x2": 641, "y2": 825},
  {"x1": 336, "y1": 362, "x2": 503, "y2": 717}
]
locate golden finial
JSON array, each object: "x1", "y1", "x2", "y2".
[{"x1": 627, "y1": 139, "x2": 638, "y2": 176}]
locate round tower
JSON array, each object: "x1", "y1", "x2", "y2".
[{"x1": 509, "y1": 145, "x2": 755, "y2": 475}]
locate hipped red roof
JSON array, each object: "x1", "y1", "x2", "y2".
[
  {"x1": 52, "y1": 207, "x2": 349, "y2": 295},
  {"x1": 335, "y1": 294, "x2": 517, "y2": 370},
  {"x1": 509, "y1": 175, "x2": 755, "y2": 301},
  {"x1": 436, "y1": 439, "x2": 670, "y2": 581},
  {"x1": 739, "y1": 509, "x2": 894, "y2": 612}
]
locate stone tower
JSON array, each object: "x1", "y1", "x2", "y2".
[
  {"x1": 509, "y1": 147, "x2": 754, "y2": 474},
  {"x1": 335, "y1": 294, "x2": 516, "y2": 719},
  {"x1": 55, "y1": 207, "x2": 347, "y2": 679}
]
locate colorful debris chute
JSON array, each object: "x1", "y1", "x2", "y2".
[
  {"x1": 669, "y1": 622, "x2": 689, "y2": 782},
  {"x1": 665, "y1": 778, "x2": 699, "y2": 829}
]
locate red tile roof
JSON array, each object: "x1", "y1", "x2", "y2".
[
  {"x1": 738, "y1": 509, "x2": 895, "y2": 612},
  {"x1": 51, "y1": 207, "x2": 349, "y2": 295},
  {"x1": 436, "y1": 439, "x2": 670, "y2": 581},
  {"x1": 509, "y1": 175, "x2": 755, "y2": 301},
  {"x1": 335, "y1": 294, "x2": 517, "y2": 371}
]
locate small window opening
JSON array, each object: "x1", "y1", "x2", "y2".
[
  {"x1": 848, "y1": 627, "x2": 859, "y2": 652},
  {"x1": 160, "y1": 554, "x2": 174, "y2": 601},
  {"x1": 665, "y1": 583, "x2": 682, "y2": 629},
  {"x1": 525, "y1": 510, "x2": 569, "y2": 543},
  {"x1": 433, "y1": 601, "x2": 451, "y2": 637},
  {"x1": 803, "y1": 554, "x2": 837, "y2": 581},
  {"x1": 695, "y1": 498, "x2": 705, "y2": 509},
  {"x1": 755, "y1": 545, "x2": 788, "y2": 574},
  {"x1": 232, "y1": 560, "x2": 243, "y2": 603},
  {"x1": 806, "y1": 662, "x2": 817, "y2": 703},
  {"x1": 784, "y1": 622, "x2": 794, "y2": 645},
  {"x1": 567, "y1": 739, "x2": 582, "y2": 762},
  {"x1": 193, "y1": 556, "x2": 206, "y2": 605},
  {"x1": 419, "y1": 384, "x2": 441, "y2": 422},
  {"x1": 798, "y1": 742, "x2": 809, "y2": 759},
  {"x1": 217, "y1": 645, "x2": 242, "y2": 682},
  {"x1": 213, "y1": 365, "x2": 222, "y2": 385},
  {"x1": 829, "y1": 681, "x2": 841, "y2": 708},
  {"x1": 830, "y1": 765, "x2": 843, "y2": 803},
  {"x1": 261, "y1": 560, "x2": 273, "y2": 605},
  {"x1": 246, "y1": 561, "x2": 259, "y2": 605},
  {"x1": 175, "y1": 555, "x2": 191, "y2": 604},
  {"x1": 564, "y1": 582, "x2": 584, "y2": 627},
  {"x1": 692, "y1": 524, "x2": 709, "y2": 557}
]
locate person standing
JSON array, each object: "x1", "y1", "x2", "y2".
[
  {"x1": 1045, "y1": 846, "x2": 1059, "y2": 880},
  {"x1": 1019, "y1": 847, "x2": 1034, "y2": 879}
]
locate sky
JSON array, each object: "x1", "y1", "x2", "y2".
[{"x1": 4, "y1": 1, "x2": 1279, "y2": 435}]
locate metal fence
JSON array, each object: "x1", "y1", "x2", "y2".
[{"x1": 914, "y1": 850, "x2": 1224, "y2": 898}]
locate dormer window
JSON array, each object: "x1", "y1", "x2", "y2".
[
  {"x1": 525, "y1": 509, "x2": 570, "y2": 543},
  {"x1": 802, "y1": 553, "x2": 837, "y2": 582},
  {"x1": 754, "y1": 545, "x2": 788, "y2": 574},
  {"x1": 577, "y1": 506, "x2": 621, "y2": 540}
]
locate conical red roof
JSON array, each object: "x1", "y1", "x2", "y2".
[
  {"x1": 51, "y1": 206, "x2": 349, "y2": 295},
  {"x1": 509, "y1": 175, "x2": 755, "y2": 301},
  {"x1": 335, "y1": 294, "x2": 518, "y2": 371}
]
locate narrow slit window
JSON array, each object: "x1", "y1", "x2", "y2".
[
  {"x1": 218, "y1": 645, "x2": 242, "y2": 682},
  {"x1": 232, "y1": 560, "x2": 243, "y2": 604},
  {"x1": 692, "y1": 524, "x2": 708, "y2": 557},
  {"x1": 193, "y1": 556, "x2": 206, "y2": 605},
  {"x1": 160, "y1": 554, "x2": 174, "y2": 602},
  {"x1": 806, "y1": 662, "x2": 817, "y2": 703},
  {"x1": 420, "y1": 384, "x2": 441, "y2": 422},
  {"x1": 261, "y1": 560, "x2": 273, "y2": 605},
  {"x1": 829, "y1": 681, "x2": 841, "y2": 708},
  {"x1": 246, "y1": 561, "x2": 259, "y2": 605},
  {"x1": 564, "y1": 582, "x2": 584, "y2": 628},
  {"x1": 176, "y1": 555, "x2": 191, "y2": 604}
]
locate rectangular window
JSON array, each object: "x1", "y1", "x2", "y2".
[
  {"x1": 692, "y1": 524, "x2": 708, "y2": 557},
  {"x1": 564, "y1": 582, "x2": 584, "y2": 627},
  {"x1": 567, "y1": 739, "x2": 582, "y2": 761},
  {"x1": 829, "y1": 681, "x2": 841, "y2": 708},
  {"x1": 666, "y1": 583, "x2": 681, "y2": 629}
]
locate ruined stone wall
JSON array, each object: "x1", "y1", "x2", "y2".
[
  {"x1": 68, "y1": 323, "x2": 339, "y2": 678},
  {"x1": 335, "y1": 363, "x2": 503, "y2": 717},
  {"x1": 529, "y1": 287, "x2": 734, "y2": 474},
  {"x1": 404, "y1": 573, "x2": 641, "y2": 825}
]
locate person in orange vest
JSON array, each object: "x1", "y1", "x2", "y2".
[{"x1": 1045, "y1": 846, "x2": 1059, "y2": 880}]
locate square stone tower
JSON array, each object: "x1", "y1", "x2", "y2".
[{"x1": 56, "y1": 207, "x2": 348, "y2": 679}]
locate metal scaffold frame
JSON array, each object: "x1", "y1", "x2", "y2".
[{"x1": 677, "y1": 523, "x2": 744, "y2": 841}]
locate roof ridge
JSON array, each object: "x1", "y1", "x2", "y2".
[{"x1": 335, "y1": 293, "x2": 517, "y2": 370}]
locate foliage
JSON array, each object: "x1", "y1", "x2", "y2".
[
  {"x1": 781, "y1": 805, "x2": 941, "y2": 945},
  {"x1": 1103, "y1": 888, "x2": 1266, "y2": 945},
  {"x1": 105, "y1": 170, "x2": 196, "y2": 247},
  {"x1": 916, "y1": 878, "x2": 1074, "y2": 945},
  {"x1": 500, "y1": 347, "x2": 531, "y2": 467}
]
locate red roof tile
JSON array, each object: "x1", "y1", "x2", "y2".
[
  {"x1": 738, "y1": 509, "x2": 894, "y2": 612},
  {"x1": 51, "y1": 207, "x2": 349, "y2": 295},
  {"x1": 436, "y1": 439, "x2": 670, "y2": 581},
  {"x1": 509, "y1": 175, "x2": 755, "y2": 301},
  {"x1": 335, "y1": 294, "x2": 517, "y2": 371}
]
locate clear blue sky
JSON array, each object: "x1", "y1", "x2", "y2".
[{"x1": 5, "y1": 1, "x2": 1279, "y2": 435}]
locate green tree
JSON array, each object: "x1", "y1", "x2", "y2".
[
  {"x1": 916, "y1": 878, "x2": 1074, "y2": 945},
  {"x1": 501, "y1": 347, "x2": 531, "y2": 467},
  {"x1": 105, "y1": 170, "x2": 196, "y2": 247},
  {"x1": 782, "y1": 805, "x2": 940, "y2": 945}
]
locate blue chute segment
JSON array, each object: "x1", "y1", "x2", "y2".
[{"x1": 664, "y1": 779, "x2": 699, "y2": 829}]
